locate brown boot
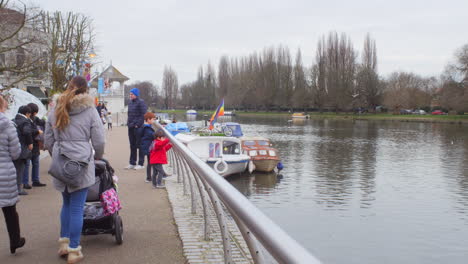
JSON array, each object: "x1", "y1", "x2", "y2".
[
  {"x1": 67, "y1": 246, "x2": 84, "y2": 264},
  {"x1": 58, "y1": 237, "x2": 69, "y2": 257}
]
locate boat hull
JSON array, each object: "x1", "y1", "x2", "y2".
[
  {"x1": 252, "y1": 159, "x2": 279, "y2": 172},
  {"x1": 206, "y1": 159, "x2": 249, "y2": 177}
]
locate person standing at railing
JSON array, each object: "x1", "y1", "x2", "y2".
[
  {"x1": 125, "y1": 88, "x2": 147, "y2": 170},
  {"x1": 149, "y1": 130, "x2": 172, "y2": 188},
  {"x1": 140, "y1": 112, "x2": 156, "y2": 183}
]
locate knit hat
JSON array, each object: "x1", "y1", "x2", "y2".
[{"x1": 130, "y1": 88, "x2": 140, "y2": 97}]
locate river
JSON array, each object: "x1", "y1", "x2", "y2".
[{"x1": 180, "y1": 114, "x2": 468, "y2": 264}]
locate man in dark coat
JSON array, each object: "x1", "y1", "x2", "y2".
[
  {"x1": 125, "y1": 88, "x2": 147, "y2": 170},
  {"x1": 12, "y1": 106, "x2": 33, "y2": 195},
  {"x1": 22, "y1": 103, "x2": 46, "y2": 189}
]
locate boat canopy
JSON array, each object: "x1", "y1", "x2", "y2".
[
  {"x1": 224, "y1": 122, "x2": 243, "y2": 137},
  {"x1": 165, "y1": 122, "x2": 190, "y2": 136}
]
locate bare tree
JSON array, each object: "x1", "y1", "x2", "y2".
[
  {"x1": 41, "y1": 11, "x2": 95, "y2": 92},
  {"x1": 356, "y1": 33, "x2": 380, "y2": 110},
  {"x1": 292, "y1": 48, "x2": 308, "y2": 109},
  {"x1": 161, "y1": 66, "x2": 178, "y2": 109},
  {"x1": 0, "y1": 0, "x2": 48, "y2": 89}
]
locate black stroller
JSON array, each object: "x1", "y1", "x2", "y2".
[{"x1": 82, "y1": 159, "x2": 123, "y2": 245}]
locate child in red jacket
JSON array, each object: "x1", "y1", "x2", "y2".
[{"x1": 149, "y1": 130, "x2": 172, "y2": 188}]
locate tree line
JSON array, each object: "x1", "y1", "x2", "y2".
[{"x1": 174, "y1": 32, "x2": 468, "y2": 113}]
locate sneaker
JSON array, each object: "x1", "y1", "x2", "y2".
[
  {"x1": 32, "y1": 182, "x2": 47, "y2": 187},
  {"x1": 18, "y1": 190, "x2": 28, "y2": 195},
  {"x1": 23, "y1": 184, "x2": 32, "y2": 189},
  {"x1": 133, "y1": 165, "x2": 145, "y2": 170},
  {"x1": 145, "y1": 179, "x2": 150, "y2": 183},
  {"x1": 152, "y1": 185, "x2": 157, "y2": 189},
  {"x1": 124, "y1": 164, "x2": 135, "y2": 170},
  {"x1": 156, "y1": 184, "x2": 166, "y2": 189}
]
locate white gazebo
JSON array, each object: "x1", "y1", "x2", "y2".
[{"x1": 91, "y1": 65, "x2": 129, "y2": 115}]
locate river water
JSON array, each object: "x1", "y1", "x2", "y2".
[{"x1": 182, "y1": 114, "x2": 468, "y2": 264}]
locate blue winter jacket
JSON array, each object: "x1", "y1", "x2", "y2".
[
  {"x1": 140, "y1": 124, "x2": 155, "y2": 155},
  {"x1": 127, "y1": 98, "x2": 147, "y2": 128}
]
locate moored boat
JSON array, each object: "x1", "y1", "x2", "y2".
[
  {"x1": 292, "y1": 112, "x2": 309, "y2": 119},
  {"x1": 175, "y1": 133, "x2": 250, "y2": 177},
  {"x1": 186, "y1": 109, "x2": 197, "y2": 115},
  {"x1": 240, "y1": 136, "x2": 280, "y2": 172}
]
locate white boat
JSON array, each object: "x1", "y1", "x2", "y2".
[
  {"x1": 175, "y1": 133, "x2": 250, "y2": 177},
  {"x1": 224, "y1": 111, "x2": 236, "y2": 116},
  {"x1": 186, "y1": 109, "x2": 197, "y2": 115}
]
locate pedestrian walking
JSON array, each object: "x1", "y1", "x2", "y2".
[
  {"x1": 0, "y1": 95, "x2": 26, "y2": 254},
  {"x1": 140, "y1": 112, "x2": 156, "y2": 182},
  {"x1": 22, "y1": 103, "x2": 46, "y2": 189},
  {"x1": 125, "y1": 88, "x2": 147, "y2": 170},
  {"x1": 12, "y1": 106, "x2": 33, "y2": 196},
  {"x1": 44, "y1": 76, "x2": 105, "y2": 264},
  {"x1": 149, "y1": 130, "x2": 172, "y2": 188},
  {"x1": 107, "y1": 112, "x2": 113, "y2": 130}
]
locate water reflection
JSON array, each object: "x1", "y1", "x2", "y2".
[
  {"x1": 228, "y1": 172, "x2": 282, "y2": 197},
  {"x1": 181, "y1": 114, "x2": 468, "y2": 264}
]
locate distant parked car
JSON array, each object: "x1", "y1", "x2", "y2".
[
  {"x1": 431, "y1": 110, "x2": 446, "y2": 115},
  {"x1": 413, "y1": 109, "x2": 427, "y2": 115},
  {"x1": 400, "y1": 109, "x2": 412, "y2": 115}
]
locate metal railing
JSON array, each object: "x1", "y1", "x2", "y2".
[{"x1": 156, "y1": 123, "x2": 322, "y2": 264}]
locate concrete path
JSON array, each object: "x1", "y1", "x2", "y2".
[{"x1": 0, "y1": 126, "x2": 186, "y2": 264}]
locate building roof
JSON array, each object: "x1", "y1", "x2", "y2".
[{"x1": 91, "y1": 65, "x2": 129, "y2": 87}]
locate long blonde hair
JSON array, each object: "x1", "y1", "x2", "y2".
[{"x1": 55, "y1": 76, "x2": 89, "y2": 130}]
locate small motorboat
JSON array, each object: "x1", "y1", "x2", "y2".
[
  {"x1": 175, "y1": 133, "x2": 250, "y2": 177},
  {"x1": 240, "y1": 136, "x2": 280, "y2": 173},
  {"x1": 186, "y1": 109, "x2": 197, "y2": 115},
  {"x1": 292, "y1": 112, "x2": 309, "y2": 119}
]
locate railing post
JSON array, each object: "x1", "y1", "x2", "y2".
[
  {"x1": 178, "y1": 149, "x2": 197, "y2": 214},
  {"x1": 199, "y1": 176, "x2": 233, "y2": 264},
  {"x1": 191, "y1": 169, "x2": 211, "y2": 240},
  {"x1": 175, "y1": 151, "x2": 187, "y2": 196}
]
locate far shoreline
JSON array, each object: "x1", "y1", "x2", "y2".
[{"x1": 156, "y1": 109, "x2": 468, "y2": 125}]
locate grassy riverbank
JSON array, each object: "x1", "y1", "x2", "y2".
[{"x1": 156, "y1": 109, "x2": 468, "y2": 123}]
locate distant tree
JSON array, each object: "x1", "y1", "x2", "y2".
[
  {"x1": 382, "y1": 72, "x2": 431, "y2": 111},
  {"x1": 161, "y1": 66, "x2": 178, "y2": 109},
  {"x1": 41, "y1": 11, "x2": 95, "y2": 92},
  {"x1": 292, "y1": 48, "x2": 308, "y2": 109},
  {"x1": 217, "y1": 55, "x2": 229, "y2": 101},
  {"x1": 356, "y1": 33, "x2": 380, "y2": 110}
]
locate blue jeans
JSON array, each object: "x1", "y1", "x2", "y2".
[
  {"x1": 60, "y1": 188, "x2": 88, "y2": 248},
  {"x1": 23, "y1": 155, "x2": 40, "y2": 184}
]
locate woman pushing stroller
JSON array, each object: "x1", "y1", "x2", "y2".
[{"x1": 45, "y1": 76, "x2": 105, "y2": 263}]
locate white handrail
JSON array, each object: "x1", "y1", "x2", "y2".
[{"x1": 156, "y1": 123, "x2": 322, "y2": 264}]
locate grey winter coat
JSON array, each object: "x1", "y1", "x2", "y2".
[
  {"x1": 45, "y1": 94, "x2": 105, "y2": 193},
  {"x1": 0, "y1": 113, "x2": 21, "y2": 208}
]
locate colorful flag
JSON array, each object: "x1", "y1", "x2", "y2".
[{"x1": 209, "y1": 99, "x2": 225, "y2": 130}]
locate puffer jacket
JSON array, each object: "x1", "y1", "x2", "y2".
[
  {"x1": 140, "y1": 124, "x2": 155, "y2": 156},
  {"x1": 0, "y1": 112, "x2": 21, "y2": 207},
  {"x1": 149, "y1": 138, "x2": 172, "y2": 165},
  {"x1": 127, "y1": 98, "x2": 147, "y2": 128},
  {"x1": 45, "y1": 94, "x2": 106, "y2": 193},
  {"x1": 13, "y1": 114, "x2": 33, "y2": 152}
]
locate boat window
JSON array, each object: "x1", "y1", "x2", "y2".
[
  {"x1": 243, "y1": 141, "x2": 255, "y2": 146},
  {"x1": 209, "y1": 143, "x2": 214, "y2": 158},
  {"x1": 223, "y1": 141, "x2": 240, "y2": 155},
  {"x1": 215, "y1": 143, "x2": 221, "y2": 157},
  {"x1": 257, "y1": 140, "x2": 269, "y2": 146}
]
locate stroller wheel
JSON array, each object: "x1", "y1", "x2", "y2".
[{"x1": 113, "y1": 214, "x2": 123, "y2": 245}]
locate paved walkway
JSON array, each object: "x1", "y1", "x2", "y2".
[{"x1": 0, "y1": 126, "x2": 186, "y2": 264}]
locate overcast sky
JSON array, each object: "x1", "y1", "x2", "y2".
[{"x1": 39, "y1": 0, "x2": 467, "y2": 86}]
